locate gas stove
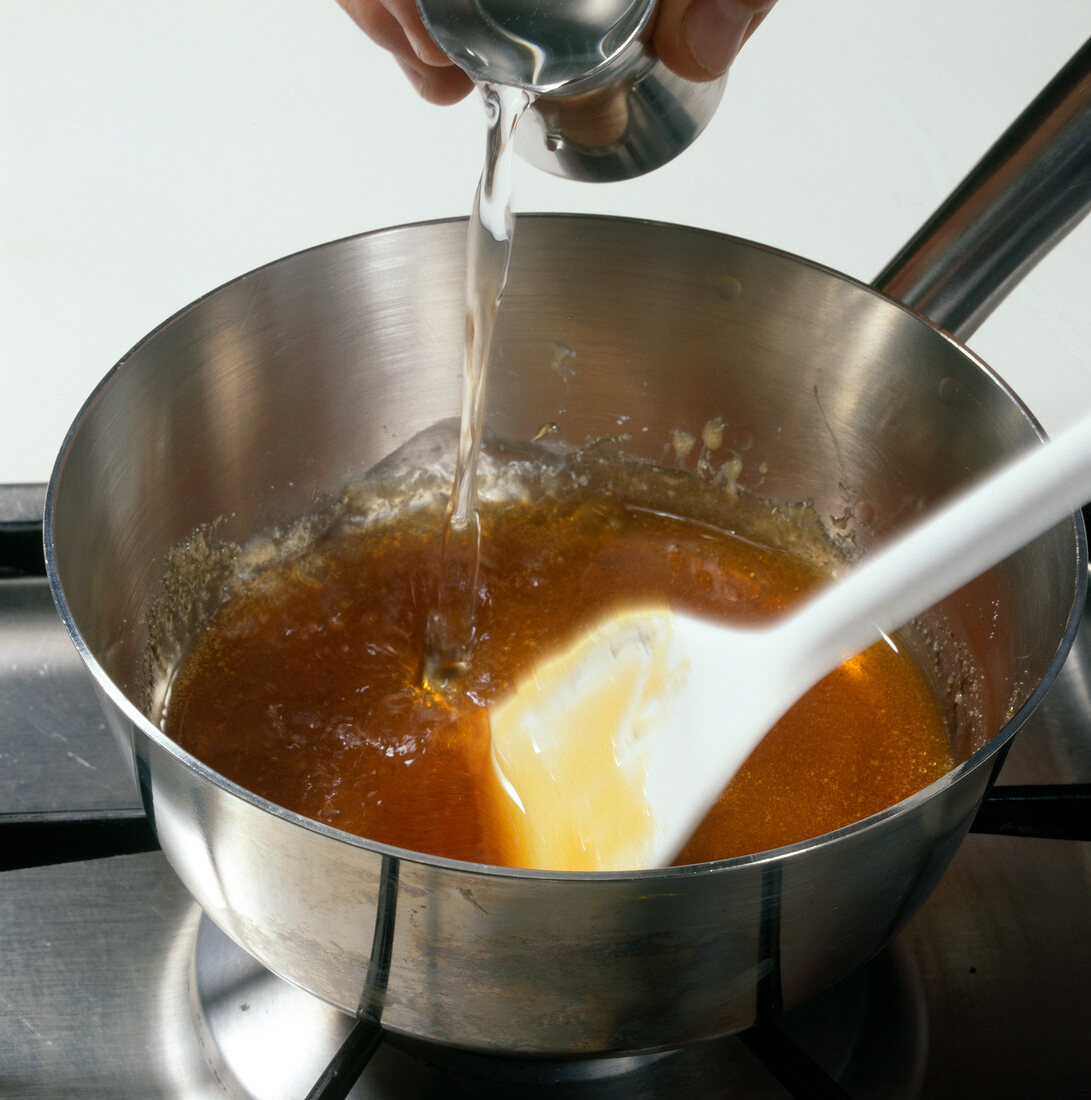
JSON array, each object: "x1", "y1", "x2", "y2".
[{"x1": 2, "y1": 483, "x2": 1090, "y2": 1097}]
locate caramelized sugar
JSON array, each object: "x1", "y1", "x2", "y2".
[{"x1": 164, "y1": 491, "x2": 952, "y2": 868}]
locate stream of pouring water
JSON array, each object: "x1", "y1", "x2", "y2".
[{"x1": 423, "y1": 84, "x2": 533, "y2": 686}]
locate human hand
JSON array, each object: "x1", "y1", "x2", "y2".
[
  {"x1": 336, "y1": 0, "x2": 776, "y2": 105},
  {"x1": 335, "y1": 0, "x2": 474, "y2": 105}
]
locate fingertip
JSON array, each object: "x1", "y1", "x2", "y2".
[
  {"x1": 394, "y1": 0, "x2": 461, "y2": 68},
  {"x1": 405, "y1": 28, "x2": 460, "y2": 69},
  {"x1": 398, "y1": 59, "x2": 474, "y2": 105},
  {"x1": 654, "y1": 0, "x2": 773, "y2": 82},
  {"x1": 650, "y1": 0, "x2": 713, "y2": 83}
]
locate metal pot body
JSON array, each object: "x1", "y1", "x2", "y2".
[{"x1": 46, "y1": 216, "x2": 1085, "y2": 1054}]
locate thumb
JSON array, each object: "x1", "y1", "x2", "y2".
[{"x1": 653, "y1": 0, "x2": 775, "y2": 82}]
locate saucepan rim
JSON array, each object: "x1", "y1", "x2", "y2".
[{"x1": 43, "y1": 213, "x2": 1090, "y2": 884}]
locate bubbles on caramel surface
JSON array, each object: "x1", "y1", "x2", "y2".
[{"x1": 159, "y1": 424, "x2": 952, "y2": 867}]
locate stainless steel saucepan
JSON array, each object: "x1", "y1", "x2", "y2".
[{"x1": 44, "y1": 43, "x2": 1090, "y2": 1054}]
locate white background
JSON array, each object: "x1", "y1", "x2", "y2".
[{"x1": 3, "y1": 1, "x2": 1089, "y2": 485}]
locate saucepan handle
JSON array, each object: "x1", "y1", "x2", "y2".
[{"x1": 873, "y1": 37, "x2": 1091, "y2": 342}]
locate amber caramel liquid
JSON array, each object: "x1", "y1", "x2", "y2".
[{"x1": 164, "y1": 490, "x2": 952, "y2": 867}]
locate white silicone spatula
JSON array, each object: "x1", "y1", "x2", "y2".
[{"x1": 488, "y1": 410, "x2": 1091, "y2": 873}]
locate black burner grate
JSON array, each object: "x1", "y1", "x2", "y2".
[
  {"x1": 306, "y1": 1020, "x2": 386, "y2": 1100},
  {"x1": 970, "y1": 783, "x2": 1091, "y2": 839},
  {"x1": 0, "y1": 517, "x2": 47, "y2": 579},
  {"x1": 2, "y1": 808, "x2": 159, "y2": 872}
]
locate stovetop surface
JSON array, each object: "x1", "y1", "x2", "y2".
[{"x1": 2, "y1": 486, "x2": 1090, "y2": 1098}]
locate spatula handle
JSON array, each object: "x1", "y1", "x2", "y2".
[{"x1": 789, "y1": 411, "x2": 1091, "y2": 686}]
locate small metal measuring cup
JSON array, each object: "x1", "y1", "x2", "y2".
[{"x1": 416, "y1": 0, "x2": 727, "y2": 181}]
